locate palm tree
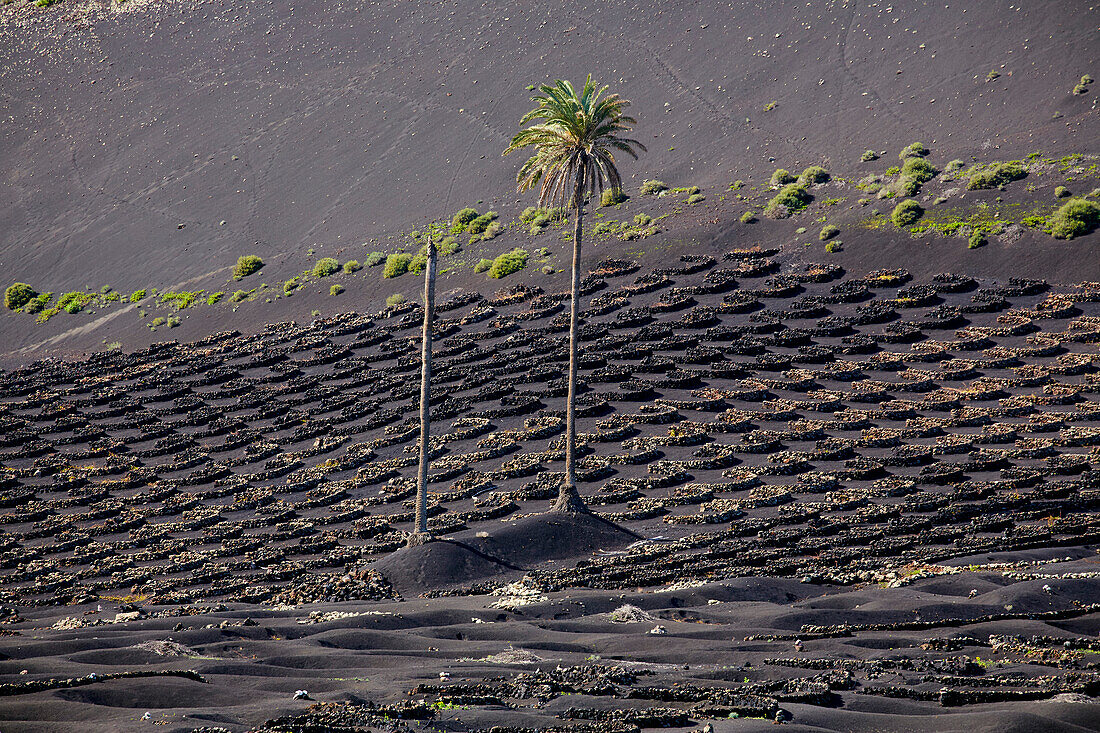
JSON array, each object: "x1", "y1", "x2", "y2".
[
  {"x1": 504, "y1": 76, "x2": 644, "y2": 512},
  {"x1": 407, "y1": 231, "x2": 438, "y2": 546}
]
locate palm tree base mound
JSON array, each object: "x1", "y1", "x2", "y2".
[
  {"x1": 404, "y1": 532, "x2": 435, "y2": 547},
  {"x1": 550, "y1": 486, "x2": 589, "y2": 514}
]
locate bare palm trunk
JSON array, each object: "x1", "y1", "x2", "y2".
[
  {"x1": 407, "y1": 239, "x2": 437, "y2": 545},
  {"x1": 553, "y1": 188, "x2": 588, "y2": 513}
]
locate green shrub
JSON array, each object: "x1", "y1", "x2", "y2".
[
  {"x1": 520, "y1": 206, "x2": 543, "y2": 222},
  {"x1": 764, "y1": 184, "x2": 810, "y2": 218},
  {"x1": 5, "y1": 283, "x2": 37, "y2": 311},
  {"x1": 968, "y1": 232, "x2": 986, "y2": 249},
  {"x1": 466, "y1": 212, "x2": 498, "y2": 235},
  {"x1": 231, "y1": 290, "x2": 248, "y2": 302},
  {"x1": 819, "y1": 224, "x2": 839, "y2": 241},
  {"x1": 541, "y1": 265, "x2": 555, "y2": 275},
  {"x1": 166, "y1": 315, "x2": 180, "y2": 328},
  {"x1": 770, "y1": 168, "x2": 794, "y2": 187},
  {"x1": 343, "y1": 260, "x2": 362, "y2": 273},
  {"x1": 899, "y1": 142, "x2": 928, "y2": 159},
  {"x1": 740, "y1": 211, "x2": 756, "y2": 224},
  {"x1": 233, "y1": 255, "x2": 264, "y2": 280},
  {"x1": 895, "y1": 177, "x2": 921, "y2": 196},
  {"x1": 901, "y1": 157, "x2": 937, "y2": 183},
  {"x1": 439, "y1": 237, "x2": 460, "y2": 255},
  {"x1": 600, "y1": 188, "x2": 627, "y2": 206},
  {"x1": 1049, "y1": 198, "x2": 1100, "y2": 239},
  {"x1": 23, "y1": 292, "x2": 52, "y2": 314},
  {"x1": 330, "y1": 284, "x2": 344, "y2": 296},
  {"x1": 58, "y1": 291, "x2": 94, "y2": 314},
  {"x1": 150, "y1": 317, "x2": 165, "y2": 328},
  {"x1": 640, "y1": 179, "x2": 668, "y2": 195},
  {"x1": 479, "y1": 221, "x2": 502, "y2": 241},
  {"x1": 364, "y1": 252, "x2": 386, "y2": 267},
  {"x1": 634, "y1": 213, "x2": 652, "y2": 226},
  {"x1": 891, "y1": 199, "x2": 924, "y2": 227},
  {"x1": 451, "y1": 207, "x2": 479, "y2": 230},
  {"x1": 383, "y1": 253, "x2": 412, "y2": 278},
  {"x1": 283, "y1": 278, "x2": 300, "y2": 295},
  {"x1": 408, "y1": 252, "x2": 427, "y2": 275},
  {"x1": 386, "y1": 293, "x2": 405, "y2": 307},
  {"x1": 159, "y1": 291, "x2": 201, "y2": 309},
  {"x1": 885, "y1": 165, "x2": 901, "y2": 176},
  {"x1": 798, "y1": 166, "x2": 829, "y2": 186},
  {"x1": 967, "y1": 161, "x2": 1026, "y2": 190},
  {"x1": 860, "y1": 150, "x2": 878, "y2": 162},
  {"x1": 488, "y1": 248, "x2": 528, "y2": 278},
  {"x1": 1055, "y1": 186, "x2": 1070, "y2": 198},
  {"x1": 730, "y1": 180, "x2": 745, "y2": 190},
  {"x1": 1082, "y1": 74, "x2": 1095, "y2": 85},
  {"x1": 687, "y1": 193, "x2": 705, "y2": 204},
  {"x1": 206, "y1": 292, "x2": 224, "y2": 305},
  {"x1": 945, "y1": 159, "x2": 966, "y2": 173},
  {"x1": 474, "y1": 258, "x2": 493, "y2": 273},
  {"x1": 825, "y1": 241, "x2": 842, "y2": 253},
  {"x1": 129, "y1": 289, "x2": 147, "y2": 303},
  {"x1": 312, "y1": 257, "x2": 340, "y2": 278},
  {"x1": 1073, "y1": 82, "x2": 1089, "y2": 95}
]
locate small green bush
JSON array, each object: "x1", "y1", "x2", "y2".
[
  {"x1": 901, "y1": 157, "x2": 937, "y2": 183},
  {"x1": 439, "y1": 237, "x2": 460, "y2": 255},
  {"x1": 819, "y1": 224, "x2": 839, "y2": 241},
  {"x1": 24, "y1": 292, "x2": 52, "y2": 314},
  {"x1": 166, "y1": 315, "x2": 180, "y2": 328},
  {"x1": 640, "y1": 179, "x2": 668, "y2": 195},
  {"x1": 770, "y1": 168, "x2": 794, "y2": 187},
  {"x1": 451, "y1": 207, "x2": 479, "y2": 230},
  {"x1": 231, "y1": 290, "x2": 248, "y2": 302},
  {"x1": 520, "y1": 206, "x2": 543, "y2": 222},
  {"x1": 58, "y1": 291, "x2": 94, "y2": 314},
  {"x1": 384, "y1": 253, "x2": 412, "y2": 278},
  {"x1": 466, "y1": 212, "x2": 498, "y2": 235},
  {"x1": 129, "y1": 289, "x2": 147, "y2": 303},
  {"x1": 479, "y1": 221, "x2": 502, "y2": 241},
  {"x1": 386, "y1": 293, "x2": 405, "y2": 307},
  {"x1": 634, "y1": 213, "x2": 652, "y2": 226},
  {"x1": 740, "y1": 211, "x2": 756, "y2": 224},
  {"x1": 409, "y1": 252, "x2": 427, "y2": 275},
  {"x1": 884, "y1": 165, "x2": 901, "y2": 177},
  {"x1": 1049, "y1": 198, "x2": 1100, "y2": 239},
  {"x1": 600, "y1": 188, "x2": 627, "y2": 207},
  {"x1": 364, "y1": 252, "x2": 386, "y2": 267},
  {"x1": 825, "y1": 241, "x2": 842, "y2": 253},
  {"x1": 1055, "y1": 186, "x2": 1070, "y2": 198},
  {"x1": 899, "y1": 142, "x2": 928, "y2": 159},
  {"x1": 860, "y1": 149, "x2": 878, "y2": 162},
  {"x1": 1073, "y1": 82, "x2": 1089, "y2": 95},
  {"x1": 312, "y1": 257, "x2": 340, "y2": 278},
  {"x1": 764, "y1": 184, "x2": 810, "y2": 218},
  {"x1": 945, "y1": 159, "x2": 966, "y2": 173},
  {"x1": 891, "y1": 199, "x2": 924, "y2": 227},
  {"x1": 150, "y1": 317, "x2": 165, "y2": 328},
  {"x1": 206, "y1": 292, "x2": 224, "y2": 305},
  {"x1": 967, "y1": 161, "x2": 1026, "y2": 190},
  {"x1": 798, "y1": 166, "x2": 829, "y2": 186},
  {"x1": 968, "y1": 232, "x2": 986, "y2": 249},
  {"x1": 894, "y1": 177, "x2": 922, "y2": 197},
  {"x1": 343, "y1": 260, "x2": 362, "y2": 273},
  {"x1": 474, "y1": 258, "x2": 493, "y2": 273},
  {"x1": 283, "y1": 278, "x2": 300, "y2": 295},
  {"x1": 541, "y1": 265, "x2": 554, "y2": 275},
  {"x1": 330, "y1": 284, "x2": 344, "y2": 296},
  {"x1": 687, "y1": 193, "x2": 705, "y2": 204},
  {"x1": 5, "y1": 283, "x2": 37, "y2": 311},
  {"x1": 233, "y1": 255, "x2": 264, "y2": 280},
  {"x1": 488, "y1": 248, "x2": 528, "y2": 278}
]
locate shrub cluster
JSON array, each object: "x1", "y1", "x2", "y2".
[
  {"x1": 967, "y1": 161, "x2": 1026, "y2": 190},
  {"x1": 451, "y1": 207, "x2": 479, "y2": 231},
  {"x1": 488, "y1": 248, "x2": 529, "y2": 279},
  {"x1": 770, "y1": 168, "x2": 794, "y2": 187},
  {"x1": 891, "y1": 199, "x2": 924, "y2": 227},
  {"x1": 764, "y1": 184, "x2": 810, "y2": 218},
  {"x1": 233, "y1": 255, "x2": 264, "y2": 280},
  {"x1": 1049, "y1": 198, "x2": 1100, "y2": 239},
  {"x1": 899, "y1": 142, "x2": 929, "y2": 159},
  {"x1": 384, "y1": 253, "x2": 412, "y2": 278},
  {"x1": 343, "y1": 260, "x2": 362, "y2": 273},
  {"x1": 860, "y1": 149, "x2": 878, "y2": 162},
  {"x1": 819, "y1": 224, "x2": 839, "y2": 241},
  {"x1": 312, "y1": 257, "x2": 340, "y2": 278},
  {"x1": 797, "y1": 166, "x2": 829, "y2": 186},
  {"x1": 4, "y1": 282, "x2": 37, "y2": 311},
  {"x1": 364, "y1": 252, "x2": 386, "y2": 267},
  {"x1": 600, "y1": 188, "x2": 627, "y2": 206},
  {"x1": 640, "y1": 179, "x2": 668, "y2": 195},
  {"x1": 466, "y1": 211, "x2": 498, "y2": 235},
  {"x1": 474, "y1": 258, "x2": 493, "y2": 273}
]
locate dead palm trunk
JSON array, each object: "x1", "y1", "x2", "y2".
[
  {"x1": 407, "y1": 238, "x2": 438, "y2": 545},
  {"x1": 552, "y1": 171, "x2": 589, "y2": 513}
]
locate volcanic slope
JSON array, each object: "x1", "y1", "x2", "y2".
[{"x1": 0, "y1": 252, "x2": 1099, "y2": 730}]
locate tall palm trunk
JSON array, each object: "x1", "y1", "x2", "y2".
[
  {"x1": 553, "y1": 176, "x2": 589, "y2": 513},
  {"x1": 408, "y1": 238, "x2": 438, "y2": 545}
]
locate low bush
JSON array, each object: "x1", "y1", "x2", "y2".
[
  {"x1": 343, "y1": 260, "x2": 362, "y2": 273},
  {"x1": 798, "y1": 165, "x2": 829, "y2": 186},
  {"x1": 825, "y1": 241, "x2": 842, "y2": 253},
  {"x1": 770, "y1": 168, "x2": 794, "y2": 187},
  {"x1": 312, "y1": 257, "x2": 340, "y2": 277},
  {"x1": 945, "y1": 159, "x2": 966, "y2": 173},
  {"x1": 474, "y1": 258, "x2": 493, "y2": 273},
  {"x1": 24, "y1": 292, "x2": 52, "y2": 314},
  {"x1": 206, "y1": 292, "x2": 224, "y2": 305},
  {"x1": 409, "y1": 252, "x2": 428, "y2": 275},
  {"x1": 968, "y1": 232, "x2": 986, "y2": 249},
  {"x1": 478, "y1": 221, "x2": 502, "y2": 241},
  {"x1": 386, "y1": 293, "x2": 405, "y2": 307},
  {"x1": 5, "y1": 282, "x2": 37, "y2": 311},
  {"x1": 899, "y1": 141, "x2": 928, "y2": 159},
  {"x1": 901, "y1": 157, "x2": 937, "y2": 183},
  {"x1": 384, "y1": 253, "x2": 412, "y2": 278},
  {"x1": 233, "y1": 255, "x2": 264, "y2": 280},
  {"x1": 129, "y1": 289, "x2": 147, "y2": 303},
  {"x1": 58, "y1": 291, "x2": 94, "y2": 314},
  {"x1": 439, "y1": 237, "x2": 460, "y2": 255},
  {"x1": 283, "y1": 278, "x2": 300, "y2": 295},
  {"x1": 451, "y1": 207, "x2": 479, "y2": 231},
  {"x1": 488, "y1": 248, "x2": 528, "y2": 278},
  {"x1": 330, "y1": 284, "x2": 344, "y2": 296},
  {"x1": 364, "y1": 252, "x2": 386, "y2": 267},
  {"x1": 231, "y1": 290, "x2": 248, "y2": 302},
  {"x1": 640, "y1": 179, "x2": 668, "y2": 195},
  {"x1": 634, "y1": 213, "x2": 652, "y2": 226},
  {"x1": 764, "y1": 184, "x2": 810, "y2": 218},
  {"x1": 967, "y1": 161, "x2": 1026, "y2": 190},
  {"x1": 891, "y1": 199, "x2": 924, "y2": 227},
  {"x1": 166, "y1": 315, "x2": 180, "y2": 328},
  {"x1": 740, "y1": 211, "x2": 756, "y2": 224},
  {"x1": 466, "y1": 211, "x2": 498, "y2": 235},
  {"x1": 1055, "y1": 186, "x2": 1070, "y2": 198},
  {"x1": 1049, "y1": 198, "x2": 1100, "y2": 239},
  {"x1": 600, "y1": 188, "x2": 627, "y2": 206},
  {"x1": 819, "y1": 224, "x2": 839, "y2": 241},
  {"x1": 860, "y1": 149, "x2": 878, "y2": 162},
  {"x1": 687, "y1": 193, "x2": 705, "y2": 204}
]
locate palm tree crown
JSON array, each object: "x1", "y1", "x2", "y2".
[{"x1": 504, "y1": 76, "x2": 645, "y2": 208}]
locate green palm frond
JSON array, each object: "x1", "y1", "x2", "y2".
[{"x1": 504, "y1": 75, "x2": 645, "y2": 210}]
